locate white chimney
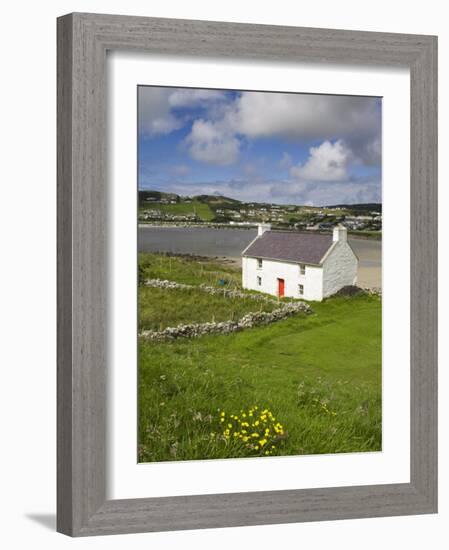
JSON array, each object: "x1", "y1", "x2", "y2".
[
  {"x1": 258, "y1": 223, "x2": 271, "y2": 236},
  {"x1": 333, "y1": 224, "x2": 347, "y2": 242}
]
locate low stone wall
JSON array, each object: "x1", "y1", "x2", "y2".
[
  {"x1": 140, "y1": 279, "x2": 312, "y2": 341},
  {"x1": 143, "y1": 278, "x2": 281, "y2": 304},
  {"x1": 332, "y1": 284, "x2": 382, "y2": 299}
]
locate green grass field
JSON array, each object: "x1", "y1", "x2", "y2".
[
  {"x1": 138, "y1": 253, "x2": 382, "y2": 462},
  {"x1": 139, "y1": 286, "x2": 278, "y2": 331},
  {"x1": 139, "y1": 252, "x2": 242, "y2": 287},
  {"x1": 140, "y1": 200, "x2": 214, "y2": 221}
]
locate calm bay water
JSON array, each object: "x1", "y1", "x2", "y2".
[{"x1": 138, "y1": 226, "x2": 258, "y2": 258}]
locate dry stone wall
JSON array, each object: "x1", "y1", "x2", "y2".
[
  {"x1": 144, "y1": 278, "x2": 283, "y2": 303},
  {"x1": 140, "y1": 279, "x2": 312, "y2": 341}
]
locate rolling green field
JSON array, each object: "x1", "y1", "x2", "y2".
[
  {"x1": 140, "y1": 200, "x2": 214, "y2": 221},
  {"x1": 139, "y1": 252, "x2": 242, "y2": 287},
  {"x1": 138, "y1": 253, "x2": 382, "y2": 462},
  {"x1": 139, "y1": 286, "x2": 278, "y2": 332}
]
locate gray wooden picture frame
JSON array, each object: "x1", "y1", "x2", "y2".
[{"x1": 57, "y1": 12, "x2": 438, "y2": 537}]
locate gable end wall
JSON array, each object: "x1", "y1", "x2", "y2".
[{"x1": 322, "y1": 241, "x2": 358, "y2": 297}]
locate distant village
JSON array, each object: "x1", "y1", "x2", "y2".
[{"x1": 138, "y1": 190, "x2": 382, "y2": 234}]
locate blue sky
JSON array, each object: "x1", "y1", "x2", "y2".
[{"x1": 138, "y1": 87, "x2": 381, "y2": 206}]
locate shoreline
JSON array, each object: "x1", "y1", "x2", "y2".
[
  {"x1": 138, "y1": 223, "x2": 382, "y2": 241},
  {"x1": 138, "y1": 225, "x2": 381, "y2": 290},
  {"x1": 139, "y1": 252, "x2": 381, "y2": 291}
]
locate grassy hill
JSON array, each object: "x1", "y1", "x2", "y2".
[
  {"x1": 138, "y1": 253, "x2": 382, "y2": 462},
  {"x1": 152, "y1": 200, "x2": 214, "y2": 221},
  {"x1": 138, "y1": 190, "x2": 382, "y2": 227},
  {"x1": 195, "y1": 194, "x2": 241, "y2": 206},
  {"x1": 139, "y1": 190, "x2": 180, "y2": 204}
]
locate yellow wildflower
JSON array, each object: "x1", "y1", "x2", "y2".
[{"x1": 218, "y1": 406, "x2": 286, "y2": 455}]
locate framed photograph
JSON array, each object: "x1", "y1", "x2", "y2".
[{"x1": 57, "y1": 13, "x2": 437, "y2": 536}]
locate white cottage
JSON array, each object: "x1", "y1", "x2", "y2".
[{"x1": 242, "y1": 224, "x2": 358, "y2": 301}]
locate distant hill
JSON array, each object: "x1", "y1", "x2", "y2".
[
  {"x1": 325, "y1": 203, "x2": 382, "y2": 212},
  {"x1": 139, "y1": 190, "x2": 239, "y2": 204},
  {"x1": 139, "y1": 190, "x2": 381, "y2": 211},
  {"x1": 139, "y1": 190, "x2": 180, "y2": 205},
  {"x1": 194, "y1": 194, "x2": 241, "y2": 205}
]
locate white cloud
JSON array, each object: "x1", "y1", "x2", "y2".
[
  {"x1": 138, "y1": 88, "x2": 226, "y2": 136},
  {"x1": 138, "y1": 88, "x2": 182, "y2": 136},
  {"x1": 168, "y1": 89, "x2": 226, "y2": 108},
  {"x1": 280, "y1": 179, "x2": 381, "y2": 206},
  {"x1": 188, "y1": 91, "x2": 381, "y2": 168},
  {"x1": 290, "y1": 140, "x2": 352, "y2": 182},
  {"x1": 185, "y1": 119, "x2": 240, "y2": 165},
  {"x1": 354, "y1": 136, "x2": 382, "y2": 165},
  {"x1": 161, "y1": 177, "x2": 381, "y2": 206},
  {"x1": 139, "y1": 87, "x2": 381, "y2": 172},
  {"x1": 228, "y1": 92, "x2": 381, "y2": 145}
]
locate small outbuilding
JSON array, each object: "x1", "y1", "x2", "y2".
[{"x1": 241, "y1": 224, "x2": 358, "y2": 301}]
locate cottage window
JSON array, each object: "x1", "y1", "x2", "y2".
[
  {"x1": 299, "y1": 284, "x2": 304, "y2": 296},
  {"x1": 257, "y1": 258, "x2": 263, "y2": 269},
  {"x1": 257, "y1": 276, "x2": 262, "y2": 286},
  {"x1": 299, "y1": 264, "x2": 306, "y2": 275}
]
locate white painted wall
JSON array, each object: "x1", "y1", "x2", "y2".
[
  {"x1": 243, "y1": 230, "x2": 358, "y2": 301},
  {"x1": 242, "y1": 256, "x2": 324, "y2": 301},
  {"x1": 322, "y1": 241, "x2": 358, "y2": 297}
]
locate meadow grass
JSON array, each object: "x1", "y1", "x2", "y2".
[
  {"x1": 139, "y1": 285, "x2": 277, "y2": 331},
  {"x1": 139, "y1": 252, "x2": 242, "y2": 287},
  {"x1": 138, "y1": 253, "x2": 382, "y2": 462}
]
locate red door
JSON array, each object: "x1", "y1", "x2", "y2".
[{"x1": 278, "y1": 278, "x2": 285, "y2": 297}]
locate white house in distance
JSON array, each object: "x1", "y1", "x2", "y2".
[{"x1": 242, "y1": 224, "x2": 358, "y2": 301}]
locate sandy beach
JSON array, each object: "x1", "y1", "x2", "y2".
[{"x1": 348, "y1": 238, "x2": 382, "y2": 289}]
